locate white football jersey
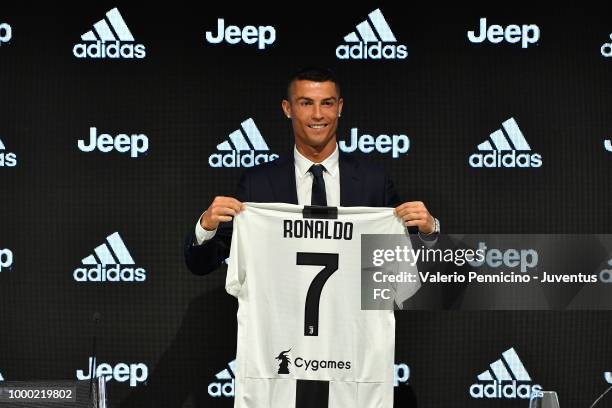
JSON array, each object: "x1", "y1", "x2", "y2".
[{"x1": 227, "y1": 202, "x2": 416, "y2": 408}]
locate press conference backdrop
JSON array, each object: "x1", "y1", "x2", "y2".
[{"x1": 1, "y1": 3, "x2": 612, "y2": 407}]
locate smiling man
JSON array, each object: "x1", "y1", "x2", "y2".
[{"x1": 185, "y1": 67, "x2": 439, "y2": 276}]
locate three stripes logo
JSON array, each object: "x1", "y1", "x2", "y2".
[
  {"x1": 336, "y1": 8, "x2": 407, "y2": 60},
  {"x1": 208, "y1": 360, "x2": 236, "y2": 398},
  {"x1": 208, "y1": 118, "x2": 279, "y2": 168},
  {"x1": 469, "y1": 347, "x2": 542, "y2": 399},
  {"x1": 469, "y1": 117, "x2": 542, "y2": 168},
  {"x1": 73, "y1": 8, "x2": 146, "y2": 59},
  {"x1": 0, "y1": 138, "x2": 17, "y2": 167},
  {"x1": 73, "y1": 232, "x2": 146, "y2": 282}
]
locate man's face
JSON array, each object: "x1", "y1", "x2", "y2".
[{"x1": 282, "y1": 80, "x2": 343, "y2": 152}]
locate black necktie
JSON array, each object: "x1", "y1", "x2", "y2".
[{"x1": 309, "y1": 164, "x2": 327, "y2": 206}]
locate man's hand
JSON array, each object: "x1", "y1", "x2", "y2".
[
  {"x1": 200, "y1": 196, "x2": 244, "y2": 231},
  {"x1": 394, "y1": 201, "x2": 435, "y2": 234}
]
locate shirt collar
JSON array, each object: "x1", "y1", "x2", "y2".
[{"x1": 294, "y1": 143, "x2": 339, "y2": 178}]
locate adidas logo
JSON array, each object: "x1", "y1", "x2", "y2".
[
  {"x1": 605, "y1": 372, "x2": 612, "y2": 384},
  {"x1": 0, "y1": 23, "x2": 11, "y2": 45},
  {"x1": 73, "y1": 232, "x2": 146, "y2": 282},
  {"x1": 73, "y1": 8, "x2": 146, "y2": 59},
  {"x1": 605, "y1": 139, "x2": 612, "y2": 152},
  {"x1": 468, "y1": 117, "x2": 542, "y2": 168},
  {"x1": 208, "y1": 118, "x2": 279, "y2": 168},
  {"x1": 336, "y1": 8, "x2": 407, "y2": 60},
  {"x1": 208, "y1": 360, "x2": 236, "y2": 397},
  {"x1": 0, "y1": 138, "x2": 17, "y2": 167},
  {"x1": 469, "y1": 347, "x2": 542, "y2": 399}
]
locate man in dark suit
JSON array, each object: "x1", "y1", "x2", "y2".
[{"x1": 185, "y1": 66, "x2": 439, "y2": 276}]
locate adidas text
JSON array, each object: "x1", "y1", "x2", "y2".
[
  {"x1": 73, "y1": 265, "x2": 146, "y2": 282},
  {"x1": 78, "y1": 127, "x2": 148, "y2": 158},
  {"x1": 469, "y1": 151, "x2": 542, "y2": 168},
  {"x1": 73, "y1": 41, "x2": 146, "y2": 59},
  {"x1": 470, "y1": 381, "x2": 542, "y2": 399},
  {"x1": 336, "y1": 42, "x2": 407, "y2": 60},
  {"x1": 206, "y1": 18, "x2": 276, "y2": 50},
  {"x1": 209, "y1": 150, "x2": 279, "y2": 167},
  {"x1": 0, "y1": 248, "x2": 13, "y2": 272},
  {"x1": 468, "y1": 18, "x2": 540, "y2": 48},
  {"x1": 77, "y1": 357, "x2": 148, "y2": 387},
  {"x1": 339, "y1": 128, "x2": 409, "y2": 158},
  {"x1": 0, "y1": 23, "x2": 11, "y2": 44},
  {"x1": 209, "y1": 379, "x2": 234, "y2": 397}
]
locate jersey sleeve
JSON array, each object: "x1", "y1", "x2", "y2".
[{"x1": 226, "y1": 213, "x2": 246, "y2": 298}]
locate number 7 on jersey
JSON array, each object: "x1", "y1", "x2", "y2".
[{"x1": 296, "y1": 252, "x2": 339, "y2": 337}]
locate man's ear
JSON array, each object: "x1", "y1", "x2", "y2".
[{"x1": 281, "y1": 99, "x2": 291, "y2": 118}]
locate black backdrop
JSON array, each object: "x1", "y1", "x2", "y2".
[{"x1": 2, "y1": 3, "x2": 612, "y2": 407}]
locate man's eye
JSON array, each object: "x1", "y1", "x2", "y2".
[{"x1": 300, "y1": 101, "x2": 312, "y2": 106}]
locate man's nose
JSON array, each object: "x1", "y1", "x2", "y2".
[{"x1": 312, "y1": 104, "x2": 323, "y2": 119}]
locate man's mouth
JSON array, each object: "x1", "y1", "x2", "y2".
[{"x1": 308, "y1": 124, "x2": 328, "y2": 129}]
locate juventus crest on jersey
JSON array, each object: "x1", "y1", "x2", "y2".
[{"x1": 226, "y1": 202, "x2": 416, "y2": 408}]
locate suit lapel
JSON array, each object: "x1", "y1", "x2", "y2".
[
  {"x1": 269, "y1": 153, "x2": 298, "y2": 204},
  {"x1": 339, "y1": 152, "x2": 362, "y2": 206}
]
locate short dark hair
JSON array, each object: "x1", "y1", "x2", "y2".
[{"x1": 286, "y1": 66, "x2": 341, "y2": 100}]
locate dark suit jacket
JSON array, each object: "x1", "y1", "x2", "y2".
[{"x1": 184, "y1": 151, "x2": 403, "y2": 276}]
